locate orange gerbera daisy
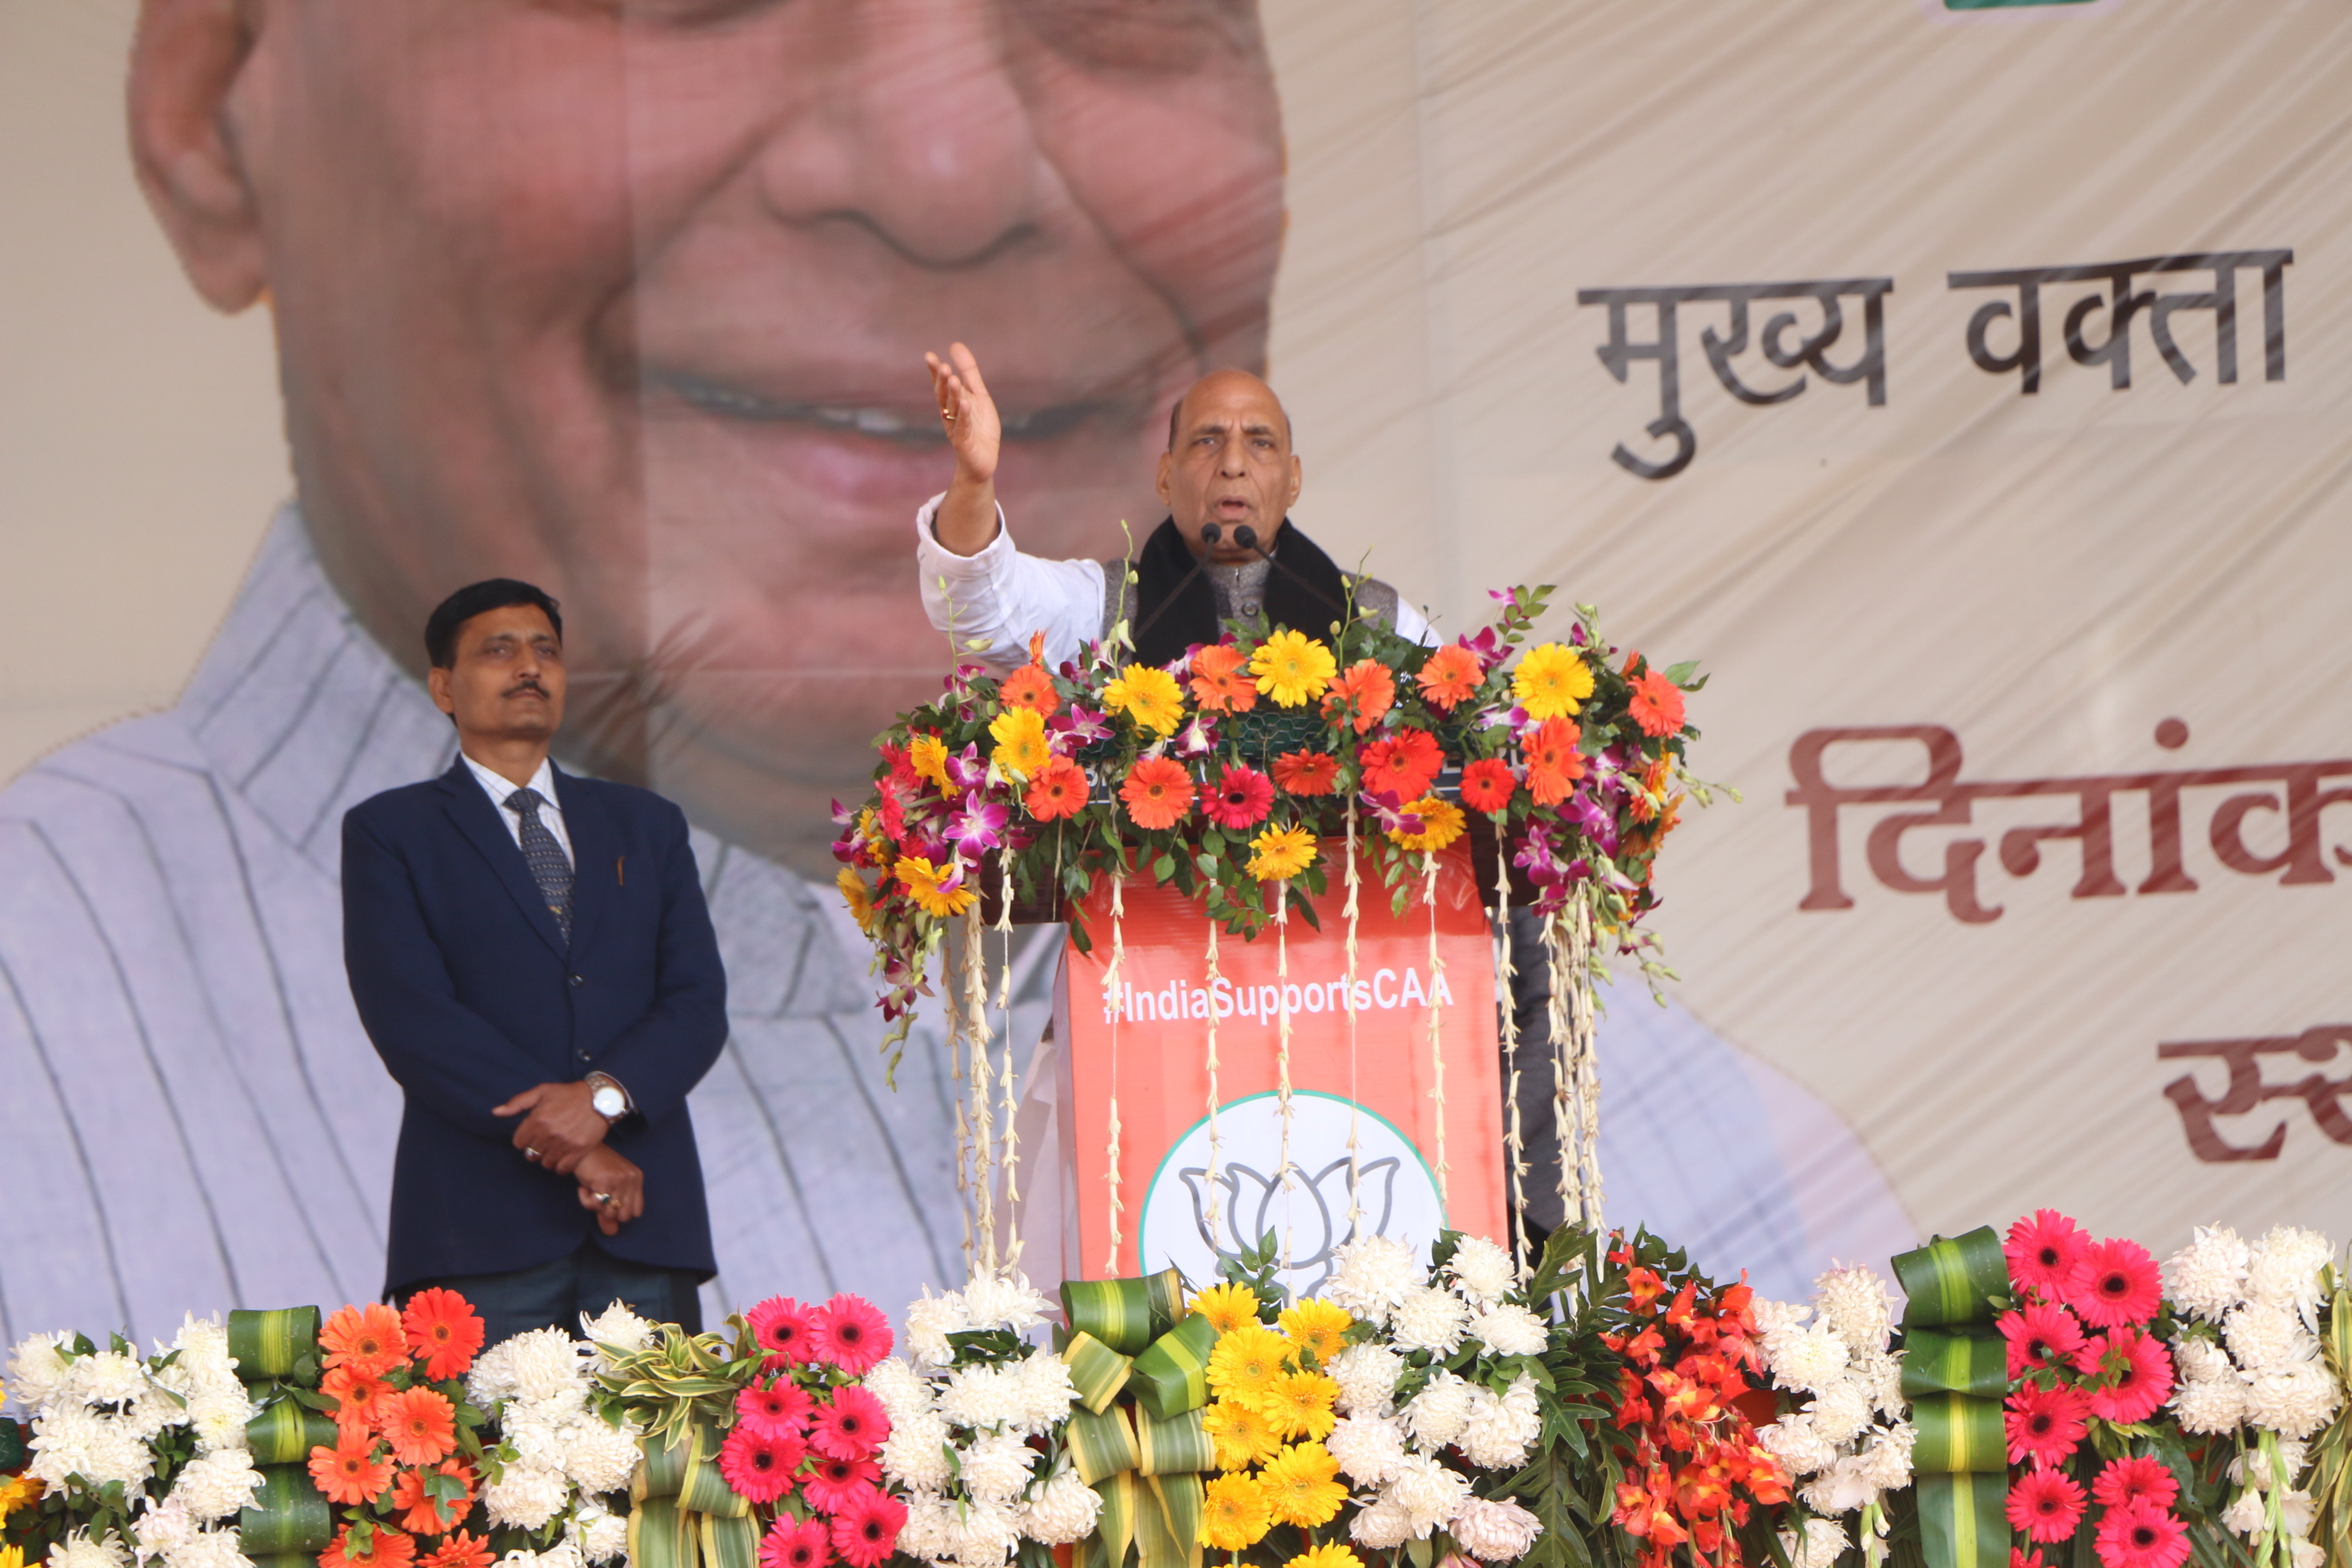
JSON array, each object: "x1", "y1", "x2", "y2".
[
  {"x1": 1626, "y1": 665, "x2": 1687, "y2": 738},
  {"x1": 998, "y1": 664, "x2": 1060, "y2": 717},
  {"x1": 391, "y1": 1461, "x2": 477, "y2": 1537},
  {"x1": 323, "y1": 1524, "x2": 416, "y2": 1568},
  {"x1": 322, "y1": 1303, "x2": 407, "y2": 1379},
  {"x1": 1359, "y1": 730, "x2": 1442, "y2": 802},
  {"x1": 380, "y1": 1387, "x2": 457, "y2": 1467},
  {"x1": 1415, "y1": 644, "x2": 1483, "y2": 710},
  {"x1": 310, "y1": 1427, "x2": 395, "y2": 1508},
  {"x1": 1187, "y1": 644, "x2": 1259, "y2": 714},
  {"x1": 1628, "y1": 755, "x2": 1674, "y2": 824},
  {"x1": 1522, "y1": 717, "x2": 1587, "y2": 806},
  {"x1": 421, "y1": 1534, "x2": 493, "y2": 1568},
  {"x1": 1320, "y1": 660, "x2": 1395, "y2": 735},
  {"x1": 1121, "y1": 756, "x2": 1195, "y2": 830},
  {"x1": 400, "y1": 1289, "x2": 483, "y2": 1383},
  {"x1": 322, "y1": 1365, "x2": 392, "y2": 1436},
  {"x1": 1025, "y1": 756, "x2": 1090, "y2": 821},
  {"x1": 1271, "y1": 750, "x2": 1338, "y2": 797}
]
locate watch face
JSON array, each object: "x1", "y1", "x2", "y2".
[{"x1": 593, "y1": 1087, "x2": 626, "y2": 1118}]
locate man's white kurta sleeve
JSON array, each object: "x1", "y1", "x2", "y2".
[
  {"x1": 1392, "y1": 598, "x2": 1437, "y2": 648},
  {"x1": 914, "y1": 494, "x2": 1106, "y2": 671}
]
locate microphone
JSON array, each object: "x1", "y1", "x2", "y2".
[
  {"x1": 1231, "y1": 520, "x2": 1349, "y2": 619},
  {"x1": 1231, "y1": 524, "x2": 1256, "y2": 551},
  {"x1": 1130, "y1": 522, "x2": 1222, "y2": 652}
]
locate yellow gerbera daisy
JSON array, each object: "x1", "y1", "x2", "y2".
[
  {"x1": 893, "y1": 854, "x2": 975, "y2": 918},
  {"x1": 1192, "y1": 1282, "x2": 1263, "y2": 1337},
  {"x1": 1286, "y1": 1545, "x2": 1366, "y2": 1568},
  {"x1": 836, "y1": 867, "x2": 876, "y2": 934},
  {"x1": 1250, "y1": 629, "x2": 1338, "y2": 708},
  {"x1": 1206, "y1": 1324, "x2": 1291, "y2": 1406},
  {"x1": 1512, "y1": 641, "x2": 1595, "y2": 720},
  {"x1": 1201, "y1": 1397, "x2": 1282, "y2": 1472},
  {"x1": 1390, "y1": 796, "x2": 1467, "y2": 854},
  {"x1": 1246, "y1": 824, "x2": 1318, "y2": 883},
  {"x1": 1103, "y1": 663, "x2": 1186, "y2": 735},
  {"x1": 1277, "y1": 1299, "x2": 1352, "y2": 1367},
  {"x1": 1260, "y1": 1442, "x2": 1348, "y2": 1528},
  {"x1": 1261, "y1": 1369, "x2": 1340, "y2": 1442},
  {"x1": 908, "y1": 733, "x2": 951, "y2": 789},
  {"x1": 988, "y1": 705, "x2": 1051, "y2": 781},
  {"x1": 1199, "y1": 1473, "x2": 1273, "y2": 1552}
]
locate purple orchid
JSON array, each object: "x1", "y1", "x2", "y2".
[
  {"x1": 944, "y1": 744, "x2": 989, "y2": 792},
  {"x1": 1359, "y1": 788, "x2": 1427, "y2": 837},
  {"x1": 1559, "y1": 787, "x2": 1618, "y2": 855},
  {"x1": 1053, "y1": 704, "x2": 1113, "y2": 748},
  {"x1": 1459, "y1": 627, "x2": 1509, "y2": 673},
  {"x1": 1173, "y1": 711, "x2": 1219, "y2": 758},
  {"x1": 948, "y1": 794, "x2": 1009, "y2": 861}
]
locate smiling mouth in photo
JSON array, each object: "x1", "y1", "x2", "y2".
[{"x1": 653, "y1": 370, "x2": 1121, "y2": 445}]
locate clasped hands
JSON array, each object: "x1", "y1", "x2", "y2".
[{"x1": 493, "y1": 1081, "x2": 642, "y2": 1237}]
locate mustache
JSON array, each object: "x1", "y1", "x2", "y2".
[{"x1": 503, "y1": 678, "x2": 550, "y2": 698}]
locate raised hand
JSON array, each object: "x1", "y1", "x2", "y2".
[{"x1": 924, "y1": 341, "x2": 1002, "y2": 555}]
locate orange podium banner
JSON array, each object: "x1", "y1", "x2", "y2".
[{"x1": 1057, "y1": 841, "x2": 1504, "y2": 1297}]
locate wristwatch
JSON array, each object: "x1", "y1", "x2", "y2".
[{"x1": 585, "y1": 1071, "x2": 633, "y2": 1124}]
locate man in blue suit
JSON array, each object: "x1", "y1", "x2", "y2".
[{"x1": 342, "y1": 579, "x2": 729, "y2": 1345}]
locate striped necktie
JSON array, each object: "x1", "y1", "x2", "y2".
[{"x1": 503, "y1": 787, "x2": 574, "y2": 943}]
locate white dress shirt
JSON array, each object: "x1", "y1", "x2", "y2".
[{"x1": 460, "y1": 751, "x2": 573, "y2": 866}]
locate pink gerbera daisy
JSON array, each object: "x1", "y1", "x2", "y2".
[
  {"x1": 745, "y1": 1297, "x2": 820, "y2": 1368},
  {"x1": 2078, "y1": 1327, "x2": 2175, "y2": 1425},
  {"x1": 737, "y1": 1379, "x2": 814, "y2": 1438},
  {"x1": 799, "y1": 1456, "x2": 881, "y2": 1516},
  {"x1": 2092, "y1": 1455, "x2": 2180, "y2": 1512},
  {"x1": 2005, "y1": 1382, "x2": 2091, "y2": 1469},
  {"x1": 716, "y1": 1424, "x2": 805, "y2": 1505},
  {"x1": 810, "y1": 1295, "x2": 892, "y2": 1375},
  {"x1": 759, "y1": 1518, "x2": 831, "y2": 1568},
  {"x1": 2094, "y1": 1502, "x2": 2190, "y2": 1568},
  {"x1": 2006, "y1": 1210, "x2": 2092, "y2": 1302},
  {"x1": 1202, "y1": 765, "x2": 1276, "y2": 831},
  {"x1": 2011, "y1": 1553, "x2": 2049, "y2": 1568},
  {"x1": 2006, "y1": 1467, "x2": 2087, "y2": 1544},
  {"x1": 2071, "y1": 1239, "x2": 2163, "y2": 1329},
  {"x1": 2000, "y1": 1302, "x2": 2088, "y2": 1380},
  {"x1": 829, "y1": 1488, "x2": 908, "y2": 1568},
  {"x1": 809, "y1": 1386, "x2": 891, "y2": 1462}
]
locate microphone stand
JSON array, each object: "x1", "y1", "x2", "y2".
[
  {"x1": 1232, "y1": 524, "x2": 1351, "y2": 622},
  {"x1": 1129, "y1": 522, "x2": 1223, "y2": 652}
]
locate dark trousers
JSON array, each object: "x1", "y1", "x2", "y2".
[
  {"x1": 397, "y1": 1241, "x2": 705, "y2": 1350},
  {"x1": 1501, "y1": 905, "x2": 1566, "y2": 1239}
]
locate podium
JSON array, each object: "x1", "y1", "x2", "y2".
[{"x1": 1047, "y1": 840, "x2": 1505, "y2": 1298}]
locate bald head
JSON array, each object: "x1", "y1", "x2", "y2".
[{"x1": 1155, "y1": 370, "x2": 1303, "y2": 563}]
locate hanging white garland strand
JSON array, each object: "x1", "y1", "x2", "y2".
[
  {"x1": 1423, "y1": 850, "x2": 1448, "y2": 1210},
  {"x1": 1203, "y1": 916, "x2": 1223, "y2": 1253}
]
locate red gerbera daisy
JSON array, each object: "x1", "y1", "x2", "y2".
[
  {"x1": 737, "y1": 1379, "x2": 814, "y2": 1438},
  {"x1": 2071, "y1": 1238, "x2": 2163, "y2": 1329},
  {"x1": 2006, "y1": 1467, "x2": 2087, "y2": 1544},
  {"x1": 2077, "y1": 1326, "x2": 2175, "y2": 1424},
  {"x1": 830, "y1": 1487, "x2": 908, "y2": 1568},
  {"x1": 2095, "y1": 1502, "x2": 2189, "y2": 1568},
  {"x1": 322, "y1": 1303, "x2": 408, "y2": 1380},
  {"x1": 2004, "y1": 1381, "x2": 2091, "y2": 1469},
  {"x1": 1626, "y1": 665, "x2": 1686, "y2": 738},
  {"x1": 2092, "y1": 1455, "x2": 2180, "y2": 1511},
  {"x1": 717, "y1": 1424, "x2": 805, "y2": 1505},
  {"x1": 1203, "y1": 765, "x2": 1275, "y2": 830},
  {"x1": 1271, "y1": 750, "x2": 1338, "y2": 797},
  {"x1": 1459, "y1": 758, "x2": 1516, "y2": 815},
  {"x1": 810, "y1": 1295, "x2": 892, "y2": 1375},
  {"x1": 1415, "y1": 644, "x2": 1484, "y2": 711},
  {"x1": 400, "y1": 1289, "x2": 485, "y2": 1382},
  {"x1": 744, "y1": 1297, "x2": 819, "y2": 1368},
  {"x1": 379, "y1": 1387, "x2": 458, "y2": 1467},
  {"x1": 2010, "y1": 1553, "x2": 2048, "y2": 1568},
  {"x1": 2000, "y1": 1301, "x2": 2088, "y2": 1379},
  {"x1": 1024, "y1": 756, "x2": 1089, "y2": 822},
  {"x1": 799, "y1": 1456, "x2": 882, "y2": 1516},
  {"x1": 1120, "y1": 756, "x2": 1194, "y2": 831},
  {"x1": 422, "y1": 1532, "x2": 493, "y2": 1568},
  {"x1": 1360, "y1": 730, "x2": 1442, "y2": 803},
  {"x1": 2006, "y1": 1210, "x2": 2092, "y2": 1302},
  {"x1": 809, "y1": 1385, "x2": 891, "y2": 1462},
  {"x1": 323, "y1": 1525, "x2": 416, "y2": 1568},
  {"x1": 761, "y1": 1517, "x2": 833, "y2": 1568}
]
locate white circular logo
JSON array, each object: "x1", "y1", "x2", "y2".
[{"x1": 1136, "y1": 1091, "x2": 1446, "y2": 1299}]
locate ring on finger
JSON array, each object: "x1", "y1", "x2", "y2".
[
  {"x1": 524, "y1": 1148, "x2": 540, "y2": 1161},
  {"x1": 596, "y1": 1192, "x2": 614, "y2": 1205}
]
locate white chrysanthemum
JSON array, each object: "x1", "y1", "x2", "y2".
[
  {"x1": 1351, "y1": 1496, "x2": 1415, "y2": 1550},
  {"x1": 1769, "y1": 1322, "x2": 1851, "y2": 1398},
  {"x1": 2172, "y1": 1373, "x2": 2249, "y2": 1435},
  {"x1": 73, "y1": 1415, "x2": 157, "y2": 1490},
  {"x1": 1020, "y1": 1465, "x2": 1102, "y2": 1545},
  {"x1": 562, "y1": 1414, "x2": 646, "y2": 1495},
  {"x1": 880, "y1": 1410, "x2": 956, "y2": 1491},
  {"x1": 169, "y1": 1449, "x2": 262, "y2": 1521},
  {"x1": 1801, "y1": 1454, "x2": 1881, "y2": 1516},
  {"x1": 504, "y1": 1412, "x2": 568, "y2": 1473},
  {"x1": 1403, "y1": 1370, "x2": 1474, "y2": 1449},
  {"x1": 1389, "y1": 1453, "x2": 1472, "y2": 1533},
  {"x1": 1751, "y1": 1299, "x2": 1810, "y2": 1343},
  {"x1": 961, "y1": 1432, "x2": 1038, "y2": 1503},
  {"x1": 961, "y1": 1273, "x2": 1051, "y2": 1336},
  {"x1": 54, "y1": 1531, "x2": 132, "y2": 1568},
  {"x1": 1326, "y1": 1415, "x2": 1409, "y2": 1485},
  {"x1": 485, "y1": 1461, "x2": 572, "y2": 1530},
  {"x1": 2245, "y1": 1362, "x2": 2342, "y2": 1440},
  {"x1": 2173, "y1": 1336, "x2": 2233, "y2": 1383},
  {"x1": 1326, "y1": 1237, "x2": 1421, "y2": 1328},
  {"x1": 7, "y1": 1333, "x2": 78, "y2": 1412},
  {"x1": 579, "y1": 1508, "x2": 630, "y2": 1565},
  {"x1": 1329, "y1": 1343, "x2": 1405, "y2": 1418},
  {"x1": 25, "y1": 1405, "x2": 96, "y2": 1490},
  {"x1": 184, "y1": 1390, "x2": 254, "y2": 1455},
  {"x1": 1460, "y1": 1375, "x2": 1541, "y2": 1470},
  {"x1": 862, "y1": 1357, "x2": 936, "y2": 1424},
  {"x1": 120, "y1": 1392, "x2": 183, "y2": 1443},
  {"x1": 945, "y1": 1497, "x2": 1020, "y2": 1567},
  {"x1": 156, "y1": 1318, "x2": 237, "y2": 1396},
  {"x1": 505, "y1": 1330, "x2": 589, "y2": 1404},
  {"x1": 1449, "y1": 1497, "x2": 1543, "y2": 1562},
  {"x1": 1010, "y1": 1349, "x2": 1079, "y2": 1433},
  {"x1": 2246, "y1": 1227, "x2": 2336, "y2": 1323},
  {"x1": 579, "y1": 1302, "x2": 656, "y2": 1356},
  {"x1": 72, "y1": 1351, "x2": 150, "y2": 1408},
  {"x1": 2165, "y1": 1226, "x2": 2251, "y2": 1323},
  {"x1": 1779, "y1": 1518, "x2": 1848, "y2": 1568},
  {"x1": 1854, "y1": 1423, "x2": 1915, "y2": 1492},
  {"x1": 1809, "y1": 1379, "x2": 1874, "y2": 1448},
  {"x1": 1445, "y1": 1238, "x2": 1518, "y2": 1308},
  {"x1": 160, "y1": 1527, "x2": 248, "y2": 1568},
  {"x1": 1469, "y1": 1305, "x2": 1547, "y2": 1360},
  {"x1": 1390, "y1": 1288, "x2": 1473, "y2": 1357},
  {"x1": 2221, "y1": 1488, "x2": 2268, "y2": 1534},
  {"x1": 897, "y1": 1492, "x2": 953, "y2": 1561},
  {"x1": 1756, "y1": 1413, "x2": 1838, "y2": 1478},
  {"x1": 2226, "y1": 1301, "x2": 2316, "y2": 1375},
  {"x1": 938, "y1": 1364, "x2": 1023, "y2": 1433},
  {"x1": 905, "y1": 1289, "x2": 973, "y2": 1371},
  {"x1": 1814, "y1": 1266, "x2": 1894, "y2": 1357},
  {"x1": 138, "y1": 1495, "x2": 197, "y2": 1559},
  {"x1": 535, "y1": 1540, "x2": 585, "y2": 1568},
  {"x1": 1853, "y1": 1350, "x2": 1907, "y2": 1421}
]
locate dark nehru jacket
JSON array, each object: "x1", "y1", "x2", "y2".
[{"x1": 1114, "y1": 518, "x2": 1403, "y2": 669}]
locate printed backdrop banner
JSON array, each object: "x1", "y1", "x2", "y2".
[{"x1": 1, "y1": 0, "x2": 2349, "y2": 1344}]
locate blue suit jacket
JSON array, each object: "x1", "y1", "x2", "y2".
[{"x1": 342, "y1": 758, "x2": 728, "y2": 1295}]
